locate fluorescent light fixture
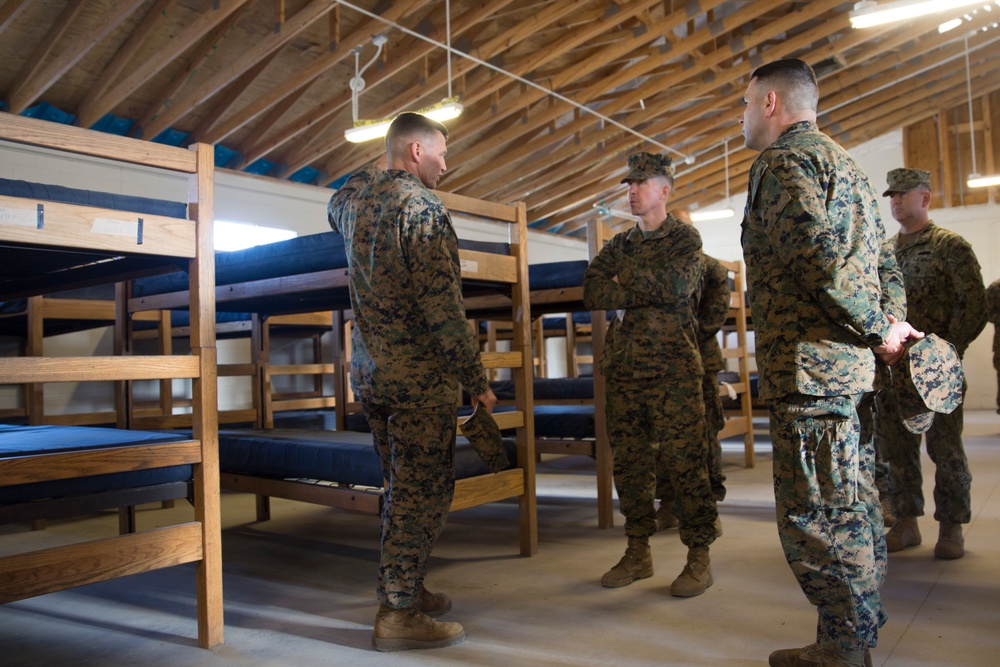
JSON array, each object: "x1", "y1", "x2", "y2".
[
  {"x1": 967, "y1": 173, "x2": 1000, "y2": 188},
  {"x1": 690, "y1": 208, "x2": 735, "y2": 222},
  {"x1": 849, "y1": 0, "x2": 985, "y2": 29},
  {"x1": 938, "y1": 17, "x2": 964, "y2": 32},
  {"x1": 344, "y1": 97, "x2": 464, "y2": 143}
]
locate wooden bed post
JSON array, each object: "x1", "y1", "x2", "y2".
[
  {"x1": 586, "y1": 217, "x2": 615, "y2": 529},
  {"x1": 25, "y1": 296, "x2": 43, "y2": 425},
  {"x1": 511, "y1": 201, "x2": 538, "y2": 556},
  {"x1": 187, "y1": 142, "x2": 224, "y2": 649}
]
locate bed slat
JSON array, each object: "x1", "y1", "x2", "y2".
[
  {"x1": 0, "y1": 522, "x2": 204, "y2": 604},
  {"x1": 0, "y1": 355, "x2": 200, "y2": 383},
  {"x1": 0, "y1": 195, "x2": 196, "y2": 257},
  {"x1": 1, "y1": 440, "x2": 202, "y2": 485}
]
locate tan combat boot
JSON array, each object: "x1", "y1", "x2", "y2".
[
  {"x1": 669, "y1": 546, "x2": 713, "y2": 597},
  {"x1": 885, "y1": 516, "x2": 921, "y2": 552},
  {"x1": 768, "y1": 643, "x2": 871, "y2": 667},
  {"x1": 934, "y1": 522, "x2": 965, "y2": 559},
  {"x1": 601, "y1": 536, "x2": 653, "y2": 587},
  {"x1": 372, "y1": 604, "x2": 466, "y2": 652},
  {"x1": 416, "y1": 586, "x2": 452, "y2": 618}
]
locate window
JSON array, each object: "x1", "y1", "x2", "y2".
[{"x1": 214, "y1": 220, "x2": 296, "y2": 251}]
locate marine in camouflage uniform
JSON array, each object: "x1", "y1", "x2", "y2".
[
  {"x1": 988, "y1": 278, "x2": 1000, "y2": 414},
  {"x1": 584, "y1": 151, "x2": 718, "y2": 598},
  {"x1": 328, "y1": 113, "x2": 493, "y2": 651},
  {"x1": 741, "y1": 60, "x2": 913, "y2": 667},
  {"x1": 656, "y1": 247, "x2": 731, "y2": 521},
  {"x1": 875, "y1": 168, "x2": 987, "y2": 560}
]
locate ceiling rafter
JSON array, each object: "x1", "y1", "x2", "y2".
[
  {"x1": 239, "y1": 0, "x2": 501, "y2": 169},
  {"x1": 75, "y1": 0, "x2": 176, "y2": 126},
  {"x1": 77, "y1": 0, "x2": 251, "y2": 131},
  {"x1": 446, "y1": 0, "x2": 835, "y2": 204},
  {"x1": 131, "y1": 7, "x2": 247, "y2": 140},
  {"x1": 7, "y1": 0, "x2": 146, "y2": 115},
  {"x1": 3, "y1": 0, "x2": 87, "y2": 114},
  {"x1": 199, "y1": 0, "x2": 437, "y2": 147},
  {"x1": 137, "y1": 0, "x2": 338, "y2": 142}
]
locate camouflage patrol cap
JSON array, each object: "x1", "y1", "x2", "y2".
[
  {"x1": 882, "y1": 168, "x2": 931, "y2": 196},
  {"x1": 459, "y1": 407, "x2": 509, "y2": 473},
  {"x1": 892, "y1": 334, "x2": 964, "y2": 434},
  {"x1": 620, "y1": 152, "x2": 674, "y2": 183}
]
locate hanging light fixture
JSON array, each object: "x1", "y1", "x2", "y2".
[
  {"x1": 849, "y1": 0, "x2": 986, "y2": 29},
  {"x1": 344, "y1": 0, "x2": 462, "y2": 143},
  {"x1": 690, "y1": 139, "x2": 735, "y2": 222},
  {"x1": 962, "y1": 36, "x2": 1000, "y2": 188}
]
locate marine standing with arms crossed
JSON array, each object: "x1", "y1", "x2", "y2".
[
  {"x1": 584, "y1": 152, "x2": 719, "y2": 598},
  {"x1": 327, "y1": 112, "x2": 498, "y2": 652}
]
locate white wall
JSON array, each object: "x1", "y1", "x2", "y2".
[{"x1": 3, "y1": 131, "x2": 998, "y2": 409}]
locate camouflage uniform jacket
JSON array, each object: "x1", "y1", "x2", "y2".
[
  {"x1": 988, "y1": 279, "x2": 1000, "y2": 328},
  {"x1": 583, "y1": 214, "x2": 704, "y2": 381},
  {"x1": 892, "y1": 222, "x2": 986, "y2": 357},
  {"x1": 742, "y1": 120, "x2": 900, "y2": 401},
  {"x1": 327, "y1": 163, "x2": 490, "y2": 408},
  {"x1": 696, "y1": 254, "x2": 730, "y2": 374}
]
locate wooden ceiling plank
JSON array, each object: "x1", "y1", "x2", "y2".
[
  {"x1": 0, "y1": 0, "x2": 33, "y2": 37},
  {"x1": 78, "y1": 0, "x2": 249, "y2": 133},
  {"x1": 199, "y1": 0, "x2": 436, "y2": 147},
  {"x1": 76, "y1": 0, "x2": 176, "y2": 128},
  {"x1": 456, "y1": 0, "x2": 835, "y2": 199},
  {"x1": 138, "y1": 0, "x2": 337, "y2": 142},
  {"x1": 240, "y1": 0, "x2": 505, "y2": 168},
  {"x1": 130, "y1": 7, "x2": 247, "y2": 140},
  {"x1": 313, "y1": 0, "x2": 602, "y2": 181},
  {"x1": 190, "y1": 48, "x2": 286, "y2": 144},
  {"x1": 442, "y1": 0, "x2": 735, "y2": 192},
  {"x1": 3, "y1": 0, "x2": 87, "y2": 114},
  {"x1": 8, "y1": 0, "x2": 147, "y2": 115}
]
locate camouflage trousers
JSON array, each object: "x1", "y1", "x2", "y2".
[
  {"x1": 875, "y1": 382, "x2": 972, "y2": 523},
  {"x1": 769, "y1": 393, "x2": 887, "y2": 652},
  {"x1": 361, "y1": 398, "x2": 457, "y2": 609},
  {"x1": 656, "y1": 372, "x2": 727, "y2": 505},
  {"x1": 606, "y1": 375, "x2": 717, "y2": 547}
]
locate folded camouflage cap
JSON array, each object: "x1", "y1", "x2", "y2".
[
  {"x1": 882, "y1": 167, "x2": 931, "y2": 196},
  {"x1": 459, "y1": 407, "x2": 509, "y2": 474},
  {"x1": 891, "y1": 333, "x2": 964, "y2": 434},
  {"x1": 620, "y1": 152, "x2": 674, "y2": 183}
]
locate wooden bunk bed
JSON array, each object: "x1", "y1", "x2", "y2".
[
  {"x1": 128, "y1": 191, "x2": 539, "y2": 557},
  {"x1": 0, "y1": 112, "x2": 223, "y2": 649}
]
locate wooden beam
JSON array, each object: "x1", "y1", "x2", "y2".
[
  {"x1": 199, "y1": 0, "x2": 436, "y2": 148},
  {"x1": 130, "y1": 7, "x2": 246, "y2": 140},
  {"x1": 3, "y1": 0, "x2": 86, "y2": 114},
  {"x1": 137, "y1": 0, "x2": 333, "y2": 142},
  {"x1": 74, "y1": 0, "x2": 175, "y2": 127}
]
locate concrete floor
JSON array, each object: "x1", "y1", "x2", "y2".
[{"x1": 2, "y1": 414, "x2": 998, "y2": 666}]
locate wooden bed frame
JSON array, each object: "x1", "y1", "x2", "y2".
[
  {"x1": 129, "y1": 190, "x2": 540, "y2": 557},
  {"x1": 0, "y1": 112, "x2": 223, "y2": 649}
]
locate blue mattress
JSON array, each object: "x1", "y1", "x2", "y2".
[
  {"x1": 216, "y1": 427, "x2": 518, "y2": 487},
  {"x1": 527, "y1": 260, "x2": 588, "y2": 290},
  {"x1": 132, "y1": 234, "x2": 510, "y2": 315},
  {"x1": 490, "y1": 377, "x2": 594, "y2": 401},
  {"x1": 0, "y1": 424, "x2": 192, "y2": 504}
]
